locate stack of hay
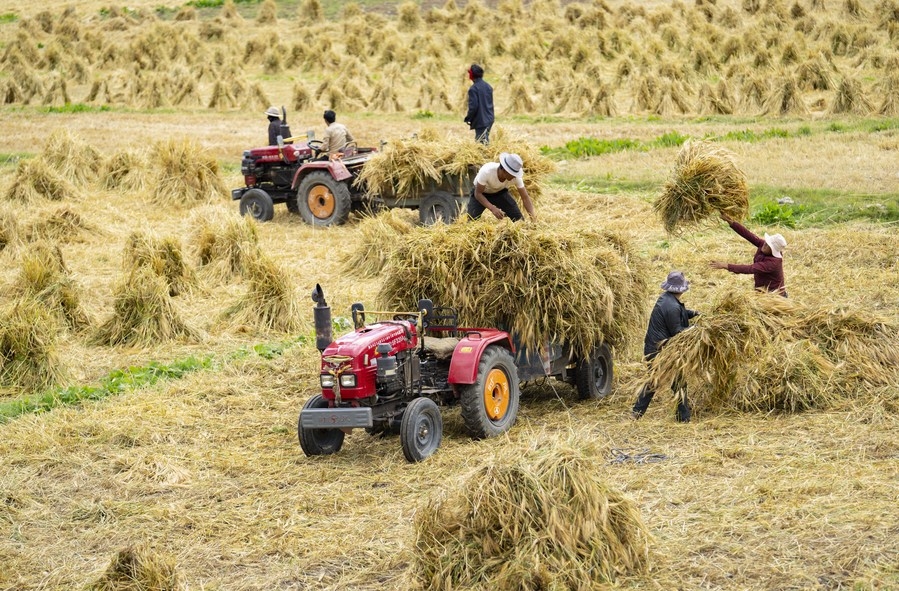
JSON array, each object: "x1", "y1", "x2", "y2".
[
  {"x1": 340, "y1": 209, "x2": 417, "y2": 277},
  {"x1": 654, "y1": 140, "x2": 749, "y2": 234},
  {"x1": 411, "y1": 443, "x2": 650, "y2": 589},
  {"x1": 355, "y1": 129, "x2": 554, "y2": 202},
  {"x1": 649, "y1": 291, "x2": 899, "y2": 413},
  {"x1": 377, "y1": 219, "x2": 649, "y2": 356},
  {"x1": 0, "y1": 299, "x2": 66, "y2": 392},
  {"x1": 90, "y1": 544, "x2": 181, "y2": 591}
]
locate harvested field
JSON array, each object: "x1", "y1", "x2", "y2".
[{"x1": 0, "y1": 1, "x2": 898, "y2": 590}]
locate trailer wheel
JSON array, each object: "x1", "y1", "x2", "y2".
[
  {"x1": 298, "y1": 395, "x2": 345, "y2": 456},
  {"x1": 576, "y1": 343, "x2": 613, "y2": 399},
  {"x1": 419, "y1": 191, "x2": 462, "y2": 225},
  {"x1": 400, "y1": 397, "x2": 443, "y2": 463},
  {"x1": 239, "y1": 188, "x2": 274, "y2": 222},
  {"x1": 296, "y1": 171, "x2": 352, "y2": 226},
  {"x1": 459, "y1": 345, "x2": 520, "y2": 439}
]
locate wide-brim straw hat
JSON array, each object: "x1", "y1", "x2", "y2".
[
  {"x1": 764, "y1": 233, "x2": 787, "y2": 258},
  {"x1": 264, "y1": 106, "x2": 280, "y2": 118},
  {"x1": 499, "y1": 152, "x2": 524, "y2": 179},
  {"x1": 661, "y1": 270, "x2": 689, "y2": 293}
]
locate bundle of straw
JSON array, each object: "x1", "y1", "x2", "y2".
[
  {"x1": 223, "y1": 253, "x2": 303, "y2": 333},
  {"x1": 377, "y1": 220, "x2": 649, "y2": 355},
  {"x1": 191, "y1": 212, "x2": 260, "y2": 281},
  {"x1": 340, "y1": 209, "x2": 417, "y2": 278},
  {"x1": 124, "y1": 231, "x2": 197, "y2": 297},
  {"x1": 411, "y1": 443, "x2": 650, "y2": 589},
  {"x1": 89, "y1": 544, "x2": 181, "y2": 591},
  {"x1": 649, "y1": 291, "x2": 899, "y2": 413},
  {"x1": 147, "y1": 138, "x2": 227, "y2": 206},
  {"x1": 0, "y1": 209, "x2": 19, "y2": 252},
  {"x1": 0, "y1": 298, "x2": 66, "y2": 392},
  {"x1": 102, "y1": 149, "x2": 149, "y2": 193},
  {"x1": 654, "y1": 140, "x2": 749, "y2": 234},
  {"x1": 14, "y1": 241, "x2": 90, "y2": 330},
  {"x1": 27, "y1": 206, "x2": 96, "y2": 243},
  {"x1": 42, "y1": 128, "x2": 103, "y2": 186},
  {"x1": 3, "y1": 157, "x2": 78, "y2": 202}
]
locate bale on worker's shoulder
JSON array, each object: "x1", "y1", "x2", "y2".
[
  {"x1": 654, "y1": 140, "x2": 749, "y2": 235},
  {"x1": 410, "y1": 443, "x2": 650, "y2": 590}
]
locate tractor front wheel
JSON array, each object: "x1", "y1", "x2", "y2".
[
  {"x1": 296, "y1": 171, "x2": 352, "y2": 226},
  {"x1": 239, "y1": 188, "x2": 275, "y2": 222},
  {"x1": 459, "y1": 345, "x2": 520, "y2": 439},
  {"x1": 400, "y1": 397, "x2": 443, "y2": 462},
  {"x1": 298, "y1": 395, "x2": 345, "y2": 457},
  {"x1": 576, "y1": 343, "x2": 614, "y2": 400}
]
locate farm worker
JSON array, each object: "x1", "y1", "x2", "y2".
[
  {"x1": 318, "y1": 109, "x2": 355, "y2": 160},
  {"x1": 631, "y1": 271, "x2": 697, "y2": 423},
  {"x1": 466, "y1": 152, "x2": 536, "y2": 222},
  {"x1": 710, "y1": 214, "x2": 788, "y2": 297},
  {"x1": 265, "y1": 106, "x2": 282, "y2": 146},
  {"x1": 463, "y1": 64, "x2": 494, "y2": 144}
]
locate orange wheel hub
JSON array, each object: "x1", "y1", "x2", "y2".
[
  {"x1": 483, "y1": 368, "x2": 510, "y2": 421},
  {"x1": 307, "y1": 185, "x2": 335, "y2": 219}
]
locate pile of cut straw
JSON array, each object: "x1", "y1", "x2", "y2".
[
  {"x1": 377, "y1": 220, "x2": 648, "y2": 355},
  {"x1": 655, "y1": 140, "x2": 749, "y2": 234},
  {"x1": 649, "y1": 291, "x2": 899, "y2": 413}
]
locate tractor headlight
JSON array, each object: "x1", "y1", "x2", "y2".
[
  {"x1": 320, "y1": 374, "x2": 334, "y2": 388},
  {"x1": 339, "y1": 374, "x2": 357, "y2": 388}
]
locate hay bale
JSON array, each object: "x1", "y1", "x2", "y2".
[
  {"x1": 3, "y1": 157, "x2": 79, "y2": 202},
  {"x1": 762, "y1": 74, "x2": 809, "y2": 115},
  {"x1": 0, "y1": 209, "x2": 19, "y2": 252},
  {"x1": 411, "y1": 443, "x2": 650, "y2": 589},
  {"x1": 191, "y1": 212, "x2": 260, "y2": 281},
  {"x1": 93, "y1": 267, "x2": 198, "y2": 346},
  {"x1": 90, "y1": 544, "x2": 181, "y2": 591},
  {"x1": 256, "y1": 0, "x2": 278, "y2": 24},
  {"x1": 124, "y1": 231, "x2": 197, "y2": 297},
  {"x1": 0, "y1": 298, "x2": 66, "y2": 392},
  {"x1": 649, "y1": 291, "x2": 899, "y2": 414},
  {"x1": 377, "y1": 220, "x2": 649, "y2": 355},
  {"x1": 878, "y1": 73, "x2": 899, "y2": 116},
  {"x1": 341, "y1": 209, "x2": 417, "y2": 278},
  {"x1": 223, "y1": 253, "x2": 303, "y2": 333},
  {"x1": 830, "y1": 75, "x2": 874, "y2": 114},
  {"x1": 27, "y1": 206, "x2": 96, "y2": 243},
  {"x1": 654, "y1": 140, "x2": 749, "y2": 235},
  {"x1": 147, "y1": 139, "x2": 227, "y2": 206},
  {"x1": 42, "y1": 128, "x2": 103, "y2": 186},
  {"x1": 13, "y1": 241, "x2": 90, "y2": 330},
  {"x1": 102, "y1": 150, "x2": 149, "y2": 193}
]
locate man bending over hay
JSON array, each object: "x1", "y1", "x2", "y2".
[
  {"x1": 710, "y1": 213, "x2": 788, "y2": 297},
  {"x1": 466, "y1": 152, "x2": 536, "y2": 222},
  {"x1": 632, "y1": 271, "x2": 697, "y2": 423}
]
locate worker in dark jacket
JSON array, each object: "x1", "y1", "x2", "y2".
[
  {"x1": 265, "y1": 106, "x2": 282, "y2": 146},
  {"x1": 463, "y1": 64, "x2": 494, "y2": 144},
  {"x1": 710, "y1": 214, "x2": 788, "y2": 297},
  {"x1": 632, "y1": 271, "x2": 698, "y2": 423}
]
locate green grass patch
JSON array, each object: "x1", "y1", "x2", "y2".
[
  {"x1": 0, "y1": 335, "x2": 306, "y2": 423},
  {"x1": 0, "y1": 152, "x2": 30, "y2": 168},
  {"x1": 0, "y1": 12, "x2": 18, "y2": 23},
  {"x1": 41, "y1": 103, "x2": 111, "y2": 114}
]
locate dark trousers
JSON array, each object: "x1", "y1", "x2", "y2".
[
  {"x1": 632, "y1": 355, "x2": 691, "y2": 422},
  {"x1": 474, "y1": 126, "x2": 491, "y2": 144},
  {"x1": 466, "y1": 187, "x2": 524, "y2": 221}
]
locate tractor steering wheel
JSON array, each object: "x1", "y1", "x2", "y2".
[{"x1": 306, "y1": 139, "x2": 323, "y2": 155}]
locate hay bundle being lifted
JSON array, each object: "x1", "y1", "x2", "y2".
[
  {"x1": 0, "y1": 298, "x2": 66, "y2": 392},
  {"x1": 341, "y1": 208, "x2": 417, "y2": 278},
  {"x1": 377, "y1": 220, "x2": 649, "y2": 355},
  {"x1": 14, "y1": 241, "x2": 90, "y2": 330},
  {"x1": 411, "y1": 443, "x2": 650, "y2": 589},
  {"x1": 124, "y1": 231, "x2": 197, "y2": 297},
  {"x1": 89, "y1": 544, "x2": 181, "y2": 591},
  {"x1": 649, "y1": 291, "x2": 899, "y2": 413},
  {"x1": 93, "y1": 267, "x2": 198, "y2": 346},
  {"x1": 147, "y1": 138, "x2": 227, "y2": 206},
  {"x1": 654, "y1": 140, "x2": 749, "y2": 235}
]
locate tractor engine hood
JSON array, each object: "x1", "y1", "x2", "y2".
[{"x1": 245, "y1": 143, "x2": 312, "y2": 164}]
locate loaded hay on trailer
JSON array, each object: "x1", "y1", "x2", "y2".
[
  {"x1": 654, "y1": 140, "x2": 749, "y2": 235},
  {"x1": 377, "y1": 219, "x2": 649, "y2": 356}
]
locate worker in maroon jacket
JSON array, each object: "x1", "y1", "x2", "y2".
[{"x1": 710, "y1": 214, "x2": 788, "y2": 297}]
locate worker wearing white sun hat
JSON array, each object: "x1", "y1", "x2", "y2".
[{"x1": 710, "y1": 213, "x2": 788, "y2": 297}]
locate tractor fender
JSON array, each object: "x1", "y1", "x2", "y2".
[
  {"x1": 447, "y1": 330, "x2": 515, "y2": 385},
  {"x1": 291, "y1": 160, "x2": 352, "y2": 189}
]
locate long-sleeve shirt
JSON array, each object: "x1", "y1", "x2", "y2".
[
  {"x1": 464, "y1": 78, "x2": 494, "y2": 130},
  {"x1": 726, "y1": 220, "x2": 787, "y2": 296},
  {"x1": 643, "y1": 292, "x2": 698, "y2": 357},
  {"x1": 320, "y1": 122, "x2": 354, "y2": 157}
]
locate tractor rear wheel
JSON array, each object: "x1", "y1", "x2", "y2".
[
  {"x1": 239, "y1": 188, "x2": 274, "y2": 222},
  {"x1": 400, "y1": 397, "x2": 443, "y2": 462},
  {"x1": 576, "y1": 343, "x2": 613, "y2": 399},
  {"x1": 459, "y1": 345, "x2": 520, "y2": 439},
  {"x1": 298, "y1": 394, "x2": 345, "y2": 456},
  {"x1": 296, "y1": 171, "x2": 352, "y2": 226},
  {"x1": 419, "y1": 191, "x2": 462, "y2": 225}
]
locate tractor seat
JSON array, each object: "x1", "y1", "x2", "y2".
[
  {"x1": 342, "y1": 142, "x2": 357, "y2": 157},
  {"x1": 423, "y1": 337, "x2": 460, "y2": 360}
]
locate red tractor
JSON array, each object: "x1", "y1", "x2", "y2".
[{"x1": 299, "y1": 285, "x2": 613, "y2": 462}]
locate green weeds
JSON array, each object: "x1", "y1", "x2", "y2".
[{"x1": 42, "y1": 104, "x2": 111, "y2": 114}]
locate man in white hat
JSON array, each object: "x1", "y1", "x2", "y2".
[
  {"x1": 265, "y1": 106, "x2": 282, "y2": 146},
  {"x1": 710, "y1": 214, "x2": 788, "y2": 297},
  {"x1": 632, "y1": 270, "x2": 697, "y2": 423},
  {"x1": 466, "y1": 152, "x2": 536, "y2": 222}
]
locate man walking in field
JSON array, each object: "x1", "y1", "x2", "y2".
[
  {"x1": 710, "y1": 214, "x2": 788, "y2": 297},
  {"x1": 466, "y1": 152, "x2": 536, "y2": 222},
  {"x1": 463, "y1": 64, "x2": 494, "y2": 144},
  {"x1": 632, "y1": 271, "x2": 697, "y2": 423}
]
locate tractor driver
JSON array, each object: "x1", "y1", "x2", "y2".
[
  {"x1": 315, "y1": 109, "x2": 355, "y2": 160},
  {"x1": 466, "y1": 152, "x2": 536, "y2": 222},
  {"x1": 265, "y1": 106, "x2": 282, "y2": 146}
]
